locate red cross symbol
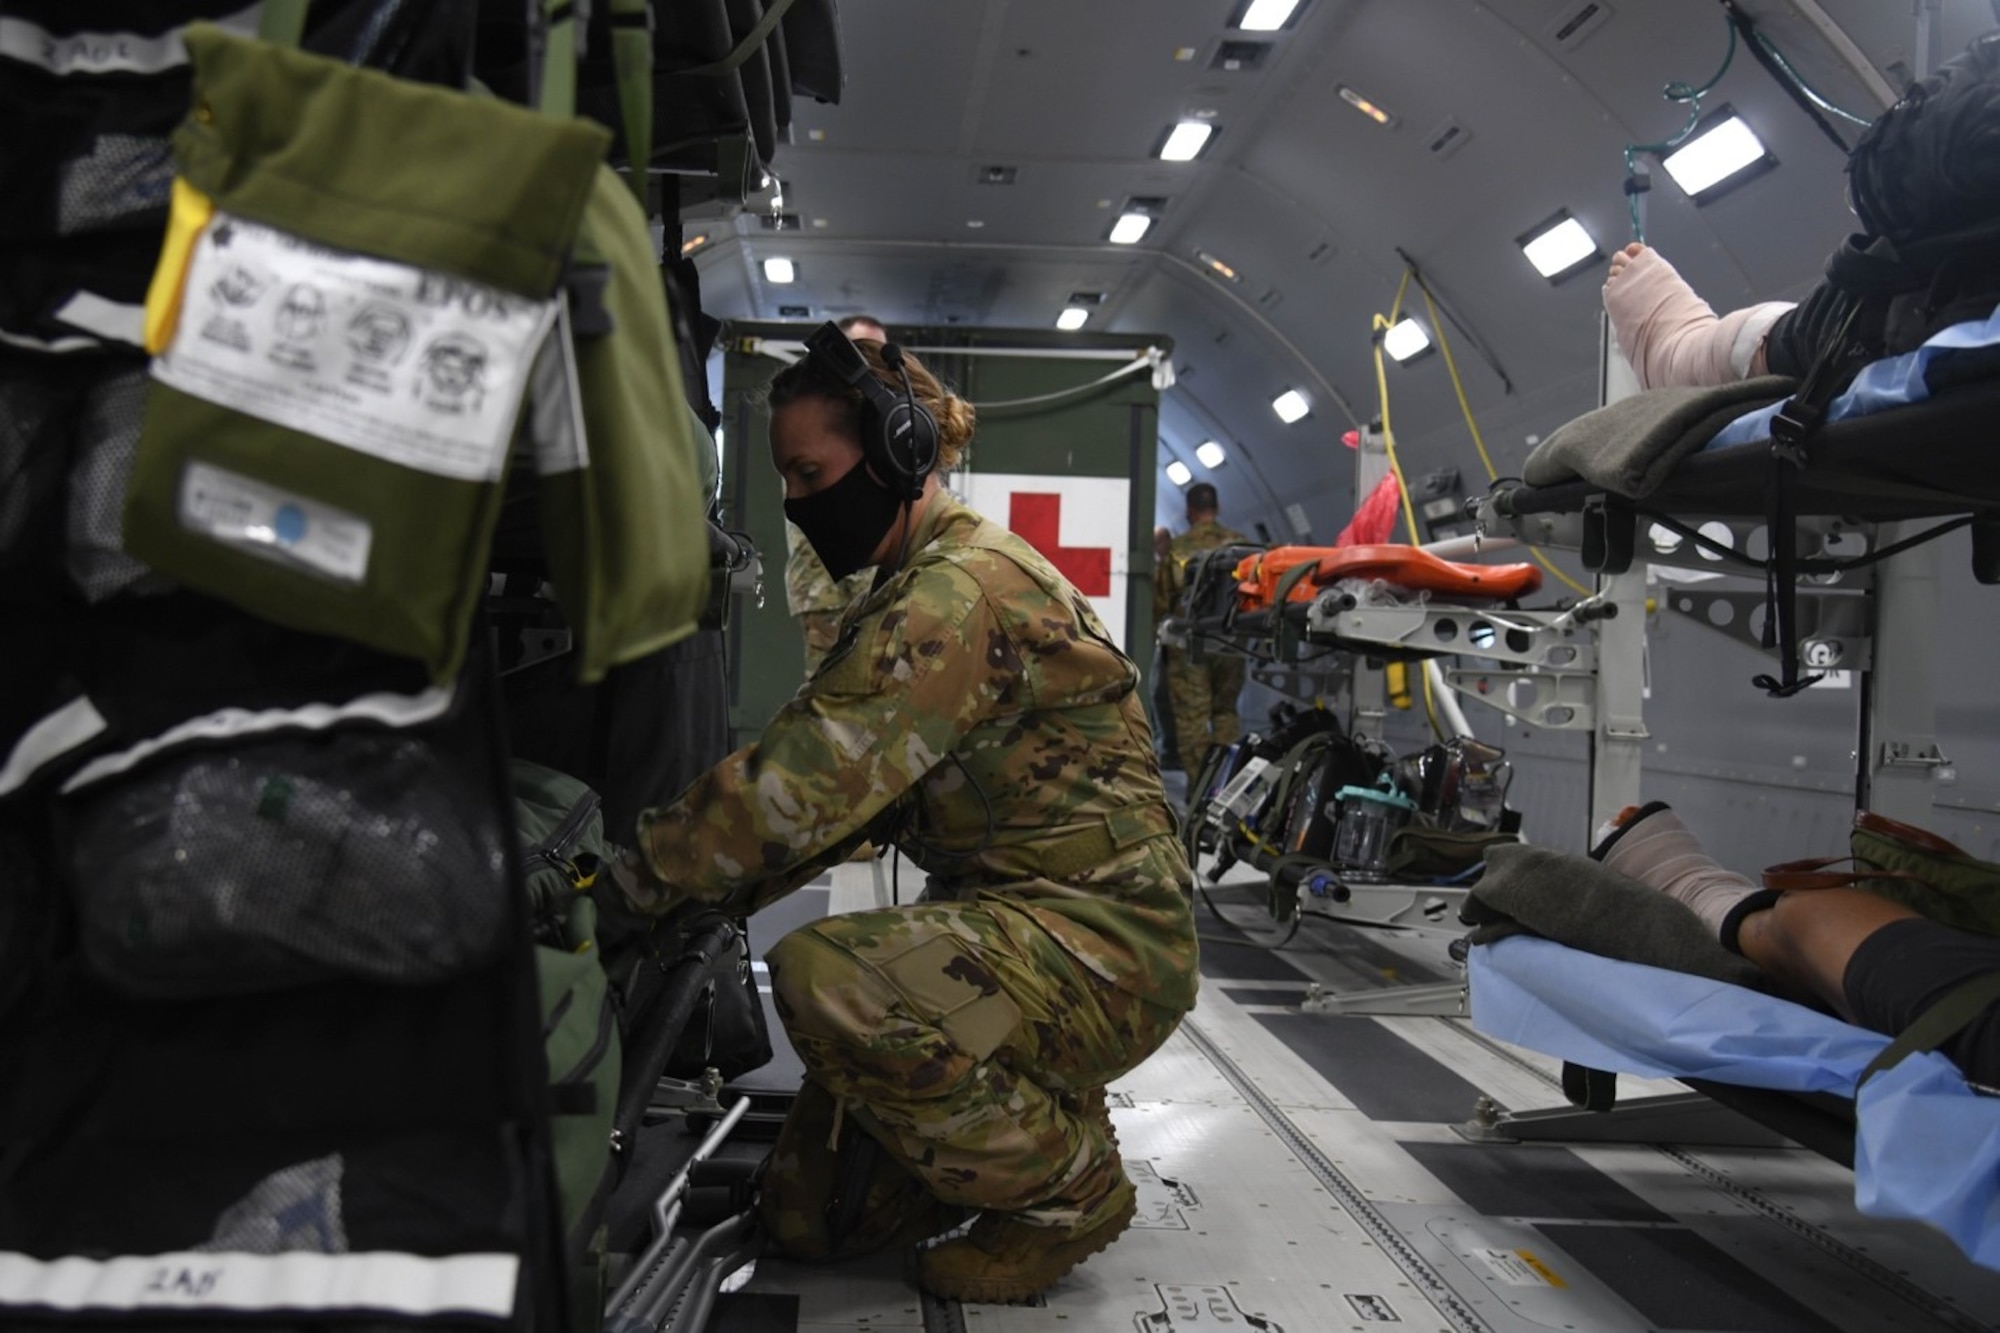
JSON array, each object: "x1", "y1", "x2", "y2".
[{"x1": 1008, "y1": 492, "x2": 1112, "y2": 596}]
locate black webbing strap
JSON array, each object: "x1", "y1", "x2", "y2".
[
  {"x1": 1753, "y1": 294, "x2": 1885, "y2": 698},
  {"x1": 677, "y1": 0, "x2": 800, "y2": 77},
  {"x1": 1859, "y1": 970, "x2": 2000, "y2": 1087}
]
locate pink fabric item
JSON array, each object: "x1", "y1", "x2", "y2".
[{"x1": 1337, "y1": 471, "x2": 1403, "y2": 547}]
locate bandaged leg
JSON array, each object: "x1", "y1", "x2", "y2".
[
  {"x1": 1603, "y1": 245, "x2": 1794, "y2": 390},
  {"x1": 1467, "y1": 842, "x2": 1762, "y2": 986},
  {"x1": 1594, "y1": 801, "x2": 1763, "y2": 944}
]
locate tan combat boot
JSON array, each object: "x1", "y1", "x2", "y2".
[
  {"x1": 916, "y1": 1172, "x2": 1136, "y2": 1303},
  {"x1": 916, "y1": 1091, "x2": 1133, "y2": 1303}
]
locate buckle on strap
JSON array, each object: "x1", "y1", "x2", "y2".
[{"x1": 1768, "y1": 398, "x2": 1820, "y2": 468}]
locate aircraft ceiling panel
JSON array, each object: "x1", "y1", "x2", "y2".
[
  {"x1": 694, "y1": 0, "x2": 1992, "y2": 542},
  {"x1": 777, "y1": 3, "x2": 991, "y2": 156}
]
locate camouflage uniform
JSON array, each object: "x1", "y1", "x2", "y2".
[
  {"x1": 1155, "y1": 518, "x2": 1248, "y2": 771},
  {"x1": 784, "y1": 520, "x2": 876, "y2": 675},
  {"x1": 637, "y1": 493, "x2": 1197, "y2": 1257}
]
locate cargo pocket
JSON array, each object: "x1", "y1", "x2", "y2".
[{"x1": 878, "y1": 934, "x2": 1023, "y2": 1061}]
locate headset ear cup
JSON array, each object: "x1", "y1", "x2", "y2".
[{"x1": 891, "y1": 401, "x2": 940, "y2": 493}]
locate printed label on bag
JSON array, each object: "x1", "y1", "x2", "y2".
[
  {"x1": 178, "y1": 462, "x2": 374, "y2": 584},
  {"x1": 152, "y1": 211, "x2": 557, "y2": 482}
]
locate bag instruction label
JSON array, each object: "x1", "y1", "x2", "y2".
[
  {"x1": 178, "y1": 461, "x2": 373, "y2": 584},
  {"x1": 152, "y1": 211, "x2": 555, "y2": 482}
]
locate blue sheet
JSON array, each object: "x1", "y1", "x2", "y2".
[
  {"x1": 1469, "y1": 935, "x2": 2000, "y2": 1270},
  {"x1": 1708, "y1": 301, "x2": 2000, "y2": 450}
]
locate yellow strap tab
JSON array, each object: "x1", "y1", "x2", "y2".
[{"x1": 143, "y1": 178, "x2": 215, "y2": 354}]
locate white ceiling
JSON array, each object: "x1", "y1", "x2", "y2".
[{"x1": 694, "y1": 0, "x2": 1996, "y2": 538}]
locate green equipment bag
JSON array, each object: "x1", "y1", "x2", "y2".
[
  {"x1": 126, "y1": 25, "x2": 610, "y2": 682},
  {"x1": 1764, "y1": 810, "x2": 2000, "y2": 937},
  {"x1": 1385, "y1": 825, "x2": 1518, "y2": 879},
  {"x1": 527, "y1": 163, "x2": 712, "y2": 684},
  {"x1": 513, "y1": 760, "x2": 623, "y2": 1328}
]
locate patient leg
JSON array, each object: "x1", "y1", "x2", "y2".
[
  {"x1": 1733, "y1": 888, "x2": 1924, "y2": 1023},
  {"x1": 1602, "y1": 244, "x2": 1794, "y2": 390},
  {"x1": 1593, "y1": 802, "x2": 1759, "y2": 941}
]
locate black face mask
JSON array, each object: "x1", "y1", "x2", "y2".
[{"x1": 784, "y1": 459, "x2": 905, "y2": 581}]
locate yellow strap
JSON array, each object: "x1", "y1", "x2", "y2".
[{"x1": 142, "y1": 179, "x2": 215, "y2": 355}]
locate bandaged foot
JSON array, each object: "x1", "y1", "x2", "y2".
[
  {"x1": 1603, "y1": 244, "x2": 1793, "y2": 389},
  {"x1": 1592, "y1": 801, "x2": 1758, "y2": 943},
  {"x1": 1464, "y1": 842, "x2": 1762, "y2": 987}
]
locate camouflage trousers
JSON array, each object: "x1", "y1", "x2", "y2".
[
  {"x1": 1166, "y1": 649, "x2": 1245, "y2": 772},
  {"x1": 759, "y1": 898, "x2": 1184, "y2": 1260}
]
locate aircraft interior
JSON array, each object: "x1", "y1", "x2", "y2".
[{"x1": 4, "y1": 2, "x2": 2000, "y2": 1332}]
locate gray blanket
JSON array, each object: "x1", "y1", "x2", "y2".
[{"x1": 1522, "y1": 376, "x2": 1797, "y2": 498}]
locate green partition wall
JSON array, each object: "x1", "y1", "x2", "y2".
[{"x1": 719, "y1": 322, "x2": 1170, "y2": 747}]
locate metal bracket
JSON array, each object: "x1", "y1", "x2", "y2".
[
  {"x1": 1659, "y1": 586, "x2": 1872, "y2": 672},
  {"x1": 1453, "y1": 1092, "x2": 1793, "y2": 1148},
  {"x1": 1300, "y1": 980, "x2": 1466, "y2": 1017},
  {"x1": 648, "y1": 1067, "x2": 727, "y2": 1119},
  {"x1": 1296, "y1": 882, "x2": 1467, "y2": 932},
  {"x1": 1443, "y1": 664, "x2": 1598, "y2": 730},
  {"x1": 1303, "y1": 599, "x2": 1598, "y2": 671},
  {"x1": 1880, "y1": 739, "x2": 1951, "y2": 770}
]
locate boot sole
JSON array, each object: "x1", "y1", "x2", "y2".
[{"x1": 917, "y1": 1193, "x2": 1139, "y2": 1305}]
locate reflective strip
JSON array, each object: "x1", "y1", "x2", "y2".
[
  {"x1": 53, "y1": 291, "x2": 145, "y2": 346},
  {"x1": 0, "y1": 696, "x2": 108, "y2": 798},
  {"x1": 0, "y1": 5, "x2": 261, "y2": 76},
  {"x1": 0, "y1": 1250, "x2": 517, "y2": 1318},
  {"x1": 0, "y1": 326, "x2": 98, "y2": 353},
  {"x1": 60, "y1": 685, "x2": 456, "y2": 794}
]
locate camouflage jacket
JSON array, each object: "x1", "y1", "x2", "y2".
[
  {"x1": 638, "y1": 493, "x2": 1197, "y2": 1009},
  {"x1": 1154, "y1": 518, "x2": 1246, "y2": 621},
  {"x1": 782, "y1": 520, "x2": 876, "y2": 617}
]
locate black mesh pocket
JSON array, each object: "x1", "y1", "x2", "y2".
[{"x1": 67, "y1": 730, "x2": 509, "y2": 996}]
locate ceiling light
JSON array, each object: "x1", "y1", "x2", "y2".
[
  {"x1": 1661, "y1": 110, "x2": 1773, "y2": 200},
  {"x1": 680, "y1": 234, "x2": 709, "y2": 256},
  {"x1": 1157, "y1": 121, "x2": 1215, "y2": 162},
  {"x1": 1272, "y1": 389, "x2": 1309, "y2": 423},
  {"x1": 1236, "y1": 0, "x2": 1302, "y2": 31},
  {"x1": 1337, "y1": 85, "x2": 1395, "y2": 126},
  {"x1": 1056, "y1": 306, "x2": 1090, "y2": 331},
  {"x1": 1195, "y1": 249, "x2": 1241, "y2": 282},
  {"x1": 1109, "y1": 212, "x2": 1154, "y2": 244},
  {"x1": 762, "y1": 257, "x2": 796, "y2": 284},
  {"x1": 1383, "y1": 317, "x2": 1432, "y2": 363},
  {"x1": 1166, "y1": 460, "x2": 1194, "y2": 487},
  {"x1": 1517, "y1": 212, "x2": 1599, "y2": 281},
  {"x1": 1196, "y1": 440, "x2": 1227, "y2": 468}
]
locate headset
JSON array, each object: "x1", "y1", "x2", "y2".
[{"x1": 803, "y1": 321, "x2": 939, "y2": 501}]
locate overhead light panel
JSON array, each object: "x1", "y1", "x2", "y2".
[
  {"x1": 1236, "y1": 0, "x2": 1302, "y2": 31},
  {"x1": 1109, "y1": 211, "x2": 1154, "y2": 244},
  {"x1": 1196, "y1": 440, "x2": 1227, "y2": 468},
  {"x1": 1166, "y1": 460, "x2": 1194, "y2": 487},
  {"x1": 1382, "y1": 317, "x2": 1432, "y2": 363},
  {"x1": 1157, "y1": 121, "x2": 1215, "y2": 162},
  {"x1": 1272, "y1": 389, "x2": 1309, "y2": 423},
  {"x1": 762, "y1": 257, "x2": 796, "y2": 284},
  {"x1": 680, "y1": 234, "x2": 709, "y2": 256},
  {"x1": 1056, "y1": 306, "x2": 1090, "y2": 331},
  {"x1": 1661, "y1": 110, "x2": 1773, "y2": 200},
  {"x1": 1517, "y1": 211, "x2": 1599, "y2": 282},
  {"x1": 1337, "y1": 85, "x2": 1395, "y2": 126}
]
